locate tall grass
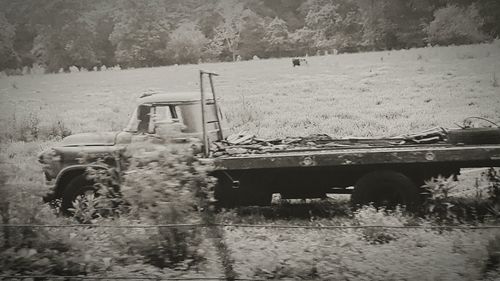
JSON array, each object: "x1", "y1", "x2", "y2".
[{"x1": 0, "y1": 42, "x2": 499, "y2": 279}]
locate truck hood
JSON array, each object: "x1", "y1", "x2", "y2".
[{"x1": 61, "y1": 132, "x2": 120, "y2": 146}]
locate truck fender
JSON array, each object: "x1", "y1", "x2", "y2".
[{"x1": 54, "y1": 165, "x2": 110, "y2": 198}]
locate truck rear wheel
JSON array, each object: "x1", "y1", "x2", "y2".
[
  {"x1": 61, "y1": 174, "x2": 96, "y2": 214},
  {"x1": 351, "y1": 171, "x2": 419, "y2": 211}
]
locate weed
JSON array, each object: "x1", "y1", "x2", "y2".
[
  {"x1": 421, "y1": 175, "x2": 458, "y2": 222},
  {"x1": 112, "y1": 141, "x2": 215, "y2": 267},
  {"x1": 47, "y1": 119, "x2": 72, "y2": 140},
  {"x1": 354, "y1": 205, "x2": 408, "y2": 244},
  {"x1": 2, "y1": 113, "x2": 72, "y2": 142},
  {"x1": 0, "y1": 169, "x2": 105, "y2": 276},
  {"x1": 483, "y1": 234, "x2": 500, "y2": 278},
  {"x1": 16, "y1": 112, "x2": 40, "y2": 142},
  {"x1": 68, "y1": 193, "x2": 102, "y2": 224},
  {"x1": 492, "y1": 72, "x2": 499, "y2": 87},
  {"x1": 483, "y1": 168, "x2": 500, "y2": 218}
]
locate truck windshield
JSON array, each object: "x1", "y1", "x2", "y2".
[
  {"x1": 124, "y1": 105, "x2": 151, "y2": 133},
  {"x1": 124, "y1": 107, "x2": 140, "y2": 132}
]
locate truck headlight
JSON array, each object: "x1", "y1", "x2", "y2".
[
  {"x1": 38, "y1": 151, "x2": 44, "y2": 163},
  {"x1": 38, "y1": 149, "x2": 61, "y2": 164}
]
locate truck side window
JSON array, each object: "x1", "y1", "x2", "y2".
[
  {"x1": 152, "y1": 105, "x2": 183, "y2": 124},
  {"x1": 137, "y1": 105, "x2": 151, "y2": 133},
  {"x1": 152, "y1": 105, "x2": 185, "y2": 135}
]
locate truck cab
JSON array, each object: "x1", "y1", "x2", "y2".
[
  {"x1": 124, "y1": 91, "x2": 223, "y2": 142},
  {"x1": 39, "y1": 90, "x2": 223, "y2": 212}
]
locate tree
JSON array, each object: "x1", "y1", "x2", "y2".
[
  {"x1": 265, "y1": 17, "x2": 289, "y2": 57},
  {"x1": 207, "y1": 0, "x2": 246, "y2": 61},
  {"x1": 237, "y1": 9, "x2": 268, "y2": 59},
  {"x1": 0, "y1": 0, "x2": 496, "y2": 71},
  {"x1": 288, "y1": 27, "x2": 317, "y2": 56},
  {"x1": 355, "y1": 0, "x2": 434, "y2": 50},
  {"x1": 197, "y1": 11, "x2": 224, "y2": 40},
  {"x1": 355, "y1": 0, "x2": 393, "y2": 50},
  {"x1": 477, "y1": 0, "x2": 500, "y2": 38},
  {"x1": 167, "y1": 22, "x2": 207, "y2": 64},
  {"x1": 110, "y1": 0, "x2": 172, "y2": 67},
  {"x1": 427, "y1": 4, "x2": 489, "y2": 46},
  {"x1": 0, "y1": 12, "x2": 19, "y2": 70},
  {"x1": 28, "y1": 1, "x2": 100, "y2": 72},
  {"x1": 260, "y1": 0, "x2": 306, "y2": 31},
  {"x1": 303, "y1": 0, "x2": 362, "y2": 52},
  {"x1": 0, "y1": 0, "x2": 39, "y2": 69}
]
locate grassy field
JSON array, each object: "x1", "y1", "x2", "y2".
[
  {"x1": 1, "y1": 41, "x2": 499, "y2": 139},
  {"x1": 1, "y1": 42, "x2": 500, "y2": 280}
]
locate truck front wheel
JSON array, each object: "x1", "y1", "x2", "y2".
[
  {"x1": 351, "y1": 171, "x2": 420, "y2": 211},
  {"x1": 61, "y1": 174, "x2": 96, "y2": 214}
]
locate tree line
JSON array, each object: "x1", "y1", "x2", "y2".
[{"x1": 0, "y1": 0, "x2": 498, "y2": 73}]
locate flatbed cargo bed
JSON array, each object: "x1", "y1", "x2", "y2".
[{"x1": 213, "y1": 144, "x2": 500, "y2": 170}]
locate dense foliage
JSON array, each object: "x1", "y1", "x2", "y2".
[
  {"x1": 0, "y1": 139, "x2": 219, "y2": 277},
  {"x1": 0, "y1": 0, "x2": 498, "y2": 72}
]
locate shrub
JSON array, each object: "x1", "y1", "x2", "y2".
[
  {"x1": 46, "y1": 119, "x2": 72, "y2": 140},
  {"x1": 421, "y1": 172, "x2": 500, "y2": 222},
  {"x1": 483, "y1": 234, "x2": 500, "y2": 279},
  {"x1": 101, "y1": 141, "x2": 216, "y2": 268},
  {"x1": 15, "y1": 112, "x2": 40, "y2": 142},
  {"x1": 427, "y1": 4, "x2": 490, "y2": 46},
  {"x1": 421, "y1": 175, "x2": 457, "y2": 220},
  {"x1": 66, "y1": 157, "x2": 124, "y2": 223},
  {"x1": 2, "y1": 112, "x2": 72, "y2": 142},
  {"x1": 0, "y1": 169, "x2": 104, "y2": 277},
  {"x1": 69, "y1": 192, "x2": 119, "y2": 224},
  {"x1": 353, "y1": 205, "x2": 408, "y2": 244},
  {"x1": 484, "y1": 168, "x2": 500, "y2": 218}
]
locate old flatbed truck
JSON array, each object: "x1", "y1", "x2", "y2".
[{"x1": 39, "y1": 71, "x2": 500, "y2": 211}]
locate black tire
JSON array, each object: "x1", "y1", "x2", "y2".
[
  {"x1": 61, "y1": 174, "x2": 96, "y2": 214},
  {"x1": 351, "y1": 171, "x2": 419, "y2": 211}
]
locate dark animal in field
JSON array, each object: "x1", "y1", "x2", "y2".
[{"x1": 292, "y1": 58, "x2": 308, "y2": 67}]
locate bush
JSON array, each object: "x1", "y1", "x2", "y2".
[
  {"x1": 484, "y1": 168, "x2": 500, "y2": 218},
  {"x1": 0, "y1": 168, "x2": 105, "y2": 277},
  {"x1": 421, "y1": 171, "x2": 500, "y2": 222},
  {"x1": 2, "y1": 112, "x2": 72, "y2": 142},
  {"x1": 1, "y1": 135, "x2": 217, "y2": 276},
  {"x1": 421, "y1": 175, "x2": 458, "y2": 221},
  {"x1": 353, "y1": 206, "x2": 408, "y2": 244},
  {"x1": 66, "y1": 157, "x2": 123, "y2": 223},
  {"x1": 46, "y1": 119, "x2": 72, "y2": 140},
  {"x1": 110, "y1": 142, "x2": 215, "y2": 267},
  {"x1": 427, "y1": 4, "x2": 490, "y2": 46},
  {"x1": 483, "y1": 234, "x2": 500, "y2": 279}
]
